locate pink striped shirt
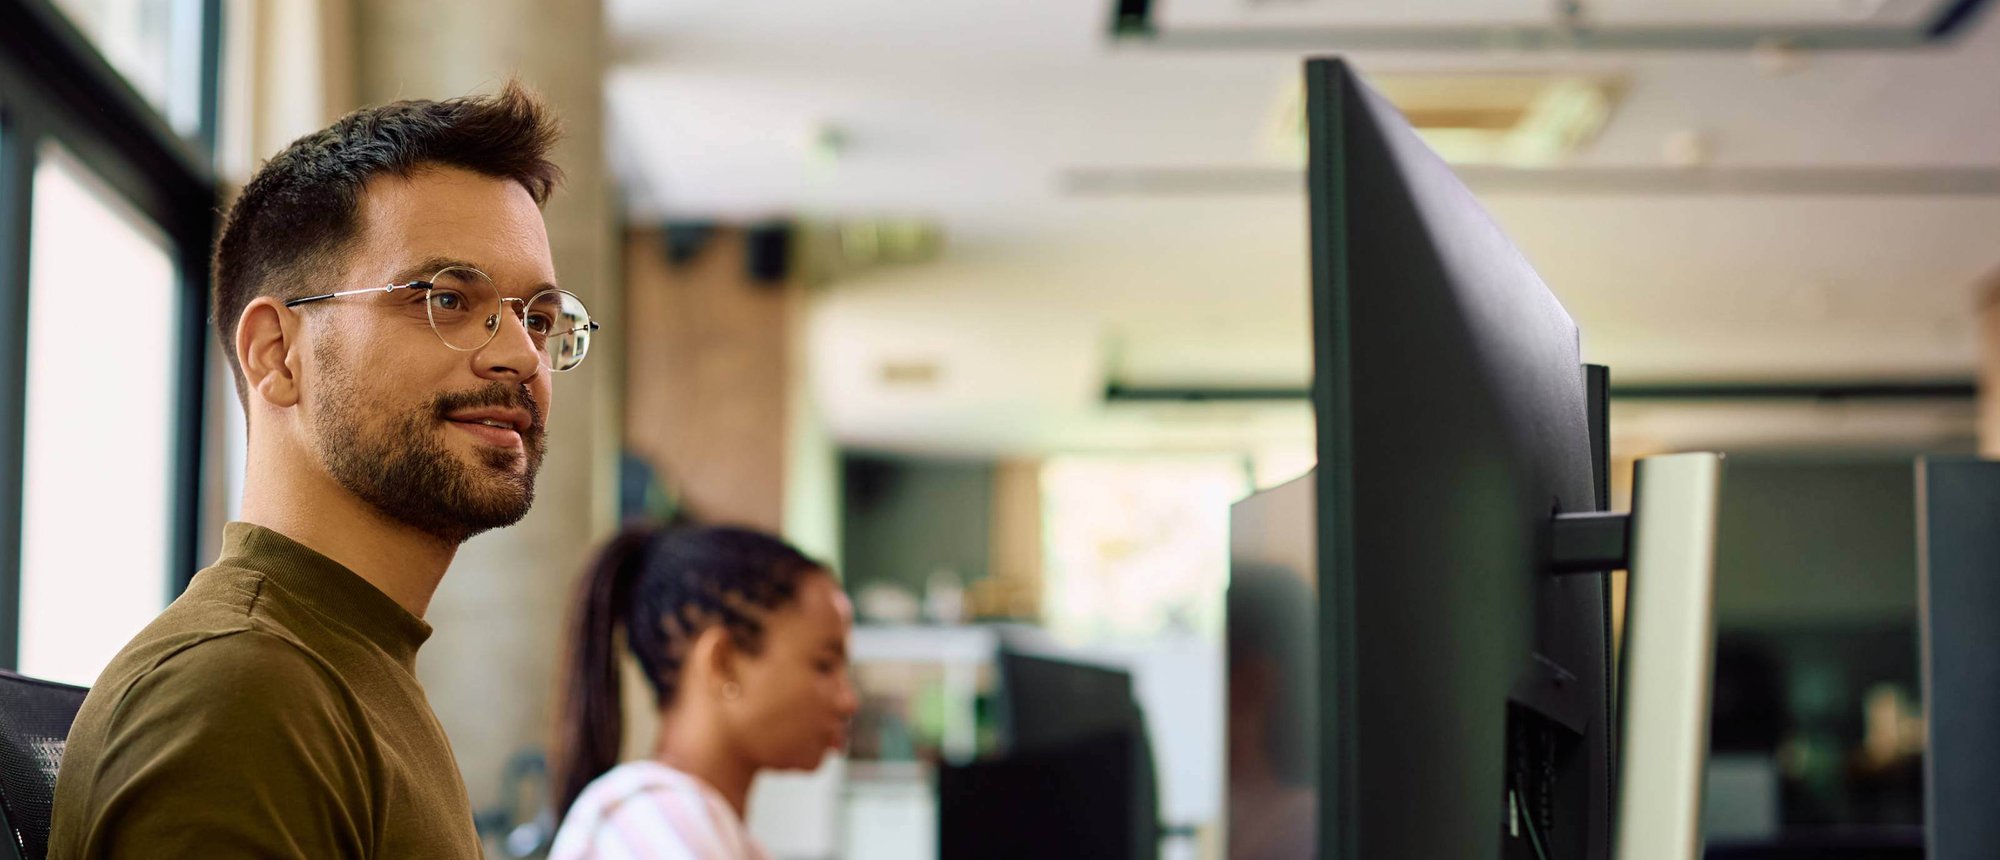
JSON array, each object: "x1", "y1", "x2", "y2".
[{"x1": 550, "y1": 761, "x2": 769, "y2": 860}]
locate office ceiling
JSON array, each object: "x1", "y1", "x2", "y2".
[{"x1": 606, "y1": 0, "x2": 1998, "y2": 456}]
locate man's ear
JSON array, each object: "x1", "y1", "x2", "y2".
[{"x1": 237, "y1": 297, "x2": 301, "y2": 408}]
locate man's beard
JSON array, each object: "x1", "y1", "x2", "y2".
[{"x1": 311, "y1": 343, "x2": 547, "y2": 545}]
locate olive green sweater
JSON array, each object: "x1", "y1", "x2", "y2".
[{"x1": 47, "y1": 522, "x2": 480, "y2": 858}]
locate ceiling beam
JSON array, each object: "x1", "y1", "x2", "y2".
[
  {"x1": 1108, "y1": 0, "x2": 1994, "y2": 53},
  {"x1": 1104, "y1": 379, "x2": 1978, "y2": 404},
  {"x1": 1062, "y1": 165, "x2": 2000, "y2": 198}
]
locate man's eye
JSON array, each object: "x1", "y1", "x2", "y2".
[
  {"x1": 429, "y1": 290, "x2": 466, "y2": 312},
  {"x1": 525, "y1": 313, "x2": 554, "y2": 335}
]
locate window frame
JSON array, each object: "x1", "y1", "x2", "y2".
[{"x1": 0, "y1": 0, "x2": 219, "y2": 669}]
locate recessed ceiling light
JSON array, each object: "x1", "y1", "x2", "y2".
[
  {"x1": 1267, "y1": 71, "x2": 1625, "y2": 166},
  {"x1": 880, "y1": 360, "x2": 942, "y2": 387}
]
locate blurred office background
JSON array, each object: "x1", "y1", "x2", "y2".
[{"x1": 3, "y1": 0, "x2": 1998, "y2": 856}]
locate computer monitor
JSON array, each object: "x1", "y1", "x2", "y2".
[
  {"x1": 1227, "y1": 475, "x2": 1320, "y2": 860},
  {"x1": 937, "y1": 651, "x2": 1159, "y2": 859},
  {"x1": 997, "y1": 651, "x2": 1141, "y2": 753},
  {"x1": 1304, "y1": 57, "x2": 1613, "y2": 859},
  {"x1": 1918, "y1": 457, "x2": 2000, "y2": 860}
]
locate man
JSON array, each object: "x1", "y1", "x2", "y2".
[{"x1": 48, "y1": 81, "x2": 596, "y2": 857}]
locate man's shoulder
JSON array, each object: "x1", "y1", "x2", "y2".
[
  {"x1": 56, "y1": 627, "x2": 363, "y2": 788},
  {"x1": 96, "y1": 625, "x2": 343, "y2": 719},
  {"x1": 91, "y1": 565, "x2": 324, "y2": 689},
  {"x1": 150, "y1": 625, "x2": 336, "y2": 684},
  {"x1": 50, "y1": 622, "x2": 375, "y2": 859},
  {"x1": 63, "y1": 562, "x2": 359, "y2": 760}
]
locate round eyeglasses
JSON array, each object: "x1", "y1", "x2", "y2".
[{"x1": 284, "y1": 266, "x2": 600, "y2": 371}]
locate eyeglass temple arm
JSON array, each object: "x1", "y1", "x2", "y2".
[
  {"x1": 282, "y1": 283, "x2": 423, "y2": 308},
  {"x1": 283, "y1": 285, "x2": 601, "y2": 333}
]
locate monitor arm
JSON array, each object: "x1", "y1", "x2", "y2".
[{"x1": 1551, "y1": 510, "x2": 1633, "y2": 574}]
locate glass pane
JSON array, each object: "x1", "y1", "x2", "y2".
[
  {"x1": 48, "y1": 0, "x2": 206, "y2": 138},
  {"x1": 18, "y1": 145, "x2": 179, "y2": 686}
]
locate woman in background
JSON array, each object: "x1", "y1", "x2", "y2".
[{"x1": 549, "y1": 524, "x2": 858, "y2": 859}]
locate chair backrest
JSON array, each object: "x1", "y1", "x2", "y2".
[{"x1": 0, "y1": 671, "x2": 87, "y2": 860}]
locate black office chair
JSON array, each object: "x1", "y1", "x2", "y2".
[{"x1": 0, "y1": 670, "x2": 87, "y2": 860}]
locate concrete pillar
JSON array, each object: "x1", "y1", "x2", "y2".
[
  {"x1": 348, "y1": 0, "x2": 619, "y2": 828},
  {"x1": 622, "y1": 227, "x2": 792, "y2": 533}
]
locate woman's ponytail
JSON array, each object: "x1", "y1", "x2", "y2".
[{"x1": 550, "y1": 525, "x2": 655, "y2": 819}]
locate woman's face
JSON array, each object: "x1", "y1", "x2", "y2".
[{"x1": 728, "y1": 572, "x2": 859, "y2": 770}]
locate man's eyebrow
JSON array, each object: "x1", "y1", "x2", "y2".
[
  {"x1": 386, "y1": 257, "x2": 480, "y2": 285},
  {"x1": 386, "y1": 257, "x2": 560, "y2": 296}
]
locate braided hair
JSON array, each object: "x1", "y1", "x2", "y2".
[{"x1": 551, "y1": 521, "x2": 826, "y2": 818}]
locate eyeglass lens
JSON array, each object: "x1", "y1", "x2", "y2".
[{"x1": 424, "y1": 266, "x2": 593, "y2": 371}]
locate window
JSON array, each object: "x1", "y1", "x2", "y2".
[
  {"x1": 0, "y1": 0, "x2": 218, "y2": 675},
  {"x1": 16, "y1": 146, "x2": 180, "y2": 686},
  {"x1": 1040, "y1": 456, "x2": 1249, "y2": 643},
  {"x1": 48, "y1": 0, "x2": 212, "y2": 141}
]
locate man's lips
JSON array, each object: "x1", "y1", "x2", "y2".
[
  {"x1": 445, "y1": 406, "x2": 532, "y2": 433},
  {"x1": 446, "y1": 418, "x2": 523, "y2": 448},
  {"x1": 443, "y1": 406, "x2": 534, "y2": 449}
]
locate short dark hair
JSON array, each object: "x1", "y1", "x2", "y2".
[{"x1": 212, "y1": 80, "x2": 564, "y2": 405}]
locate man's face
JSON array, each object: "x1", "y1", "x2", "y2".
[{"x1": 301, "y1": 166, "x2": 558, "y2": 544}]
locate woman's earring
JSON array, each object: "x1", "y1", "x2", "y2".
[{"x1": 722, "y1": 681, "x2": 743, "y2": 701}]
